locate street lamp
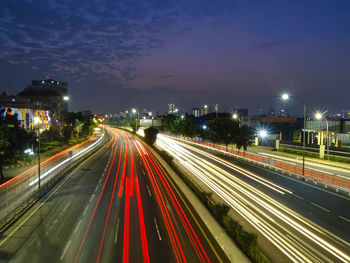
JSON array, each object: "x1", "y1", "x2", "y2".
[
  {"x1": 281, "y1": 92, "x2": 307, "y2": 175},
  {"x1": 34, "y1": 116, "x2": 41, "y2": 189},
  {"x1": 63, "y1": 96, "x2": 70, "y2": 101},
  {"x1": 131, "y1": 108, "x2": 139, "y2": 131},
  {"x1": 258, "y1": 129, "x2": 268, "y2": 138},
  {"x1": 232, "y1": 113, "x2": 241, "y2": 127},
  {"x1": 315, "y1": 111, "x2": 329, "y2": 160}
]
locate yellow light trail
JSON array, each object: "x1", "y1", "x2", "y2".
[{"x1": 157, "y1": 134, "x2": 350, "y2": 263}]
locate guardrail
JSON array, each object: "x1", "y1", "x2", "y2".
[
  {"x1": 0, "y1": 131, "x2": 106, "y2": 228},
  {"x1": 166, "y1": 136, "x2": 350, "y2": 195}
]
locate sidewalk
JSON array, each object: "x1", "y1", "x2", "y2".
[{"x1": 248, "y1": 145, "x2": 350, "y2": 171}]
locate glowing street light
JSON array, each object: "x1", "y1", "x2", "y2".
[
  {"x1": 63, "y1": 96, "x2": 70, "y2": 101},
  {"x1": 132, "y1": 108, "x2": 137, "y2": 114},
  {"x1": 202, "y1": 125, "x2": 207, "y2": 130},
  {"x1": 315, "y1": 111, "x2": 329, "y2": 160},
  {"x1": 281, "y1": 92, "x2": 307, "y2": 175},
  {"x1": 232, "y1": 113, "x2": 241, "y2": 127},
  {"x1": 258, "y1": 130, "x2": 268, "y2": 138},
  {"x1": 281, "y1": 93, "x2": 289, "y2": 101}
]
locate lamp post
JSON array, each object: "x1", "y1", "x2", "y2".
[
  {"x1": 232, "y1": 113, "x2": 241, "y2": 127},
  {"x1": 315, "y1": 112, "x2": 329, "y2": 160},
  {"x1": 34, "y1": 116, "x2": 41, "y2": 189},
  {"x1": 281, "y1": 93, "x2": 307, "y2": 175},
  {"x1": 132, "y1": 108, "x2": 139, "y2": 132}
]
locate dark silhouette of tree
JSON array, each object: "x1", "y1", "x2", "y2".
[{"x1": 144, "y1": 127, "x2": 158, "y2": 146}]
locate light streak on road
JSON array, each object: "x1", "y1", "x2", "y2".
[
  {"x1": 157, "y1": 134, "x2": 350, "y2": 263},
  {"x1": 29, "y1": 133, "x2": 104, "y2": 186}
]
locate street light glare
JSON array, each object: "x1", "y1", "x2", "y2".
[
  {"x1": 258, "y1": 130, "x2": 268, "y2": 138},
  {"x1": 281, "y1": 93, "x2": 289, "y2": 101},
  {"x1": 233, "y1": 113, "x2": 238, "y2": 119},
  {"x1": 63, "y1": 96, "x2": 70, "y2": 101},
  {"x1": 132, "y1": 108, "x2": 137, "y2": 114},
  {"x1": 315, "y1": 112, "x2": 323, "y2": 120}
]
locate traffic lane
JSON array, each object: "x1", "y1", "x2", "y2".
[
  {"x1": 134, "y1": 138, "x2": 229, "y2": 263},
  {"x1": 0, "y1": 134, "x2": 103, "y2": 217},
  {"x1": 0, "y1": 137, "x2": 112, "y2": 263},
  {"x1": 169, "y1": 144, "x2": 350, "y2": 262},
  {"x1": 133, "y1": 147, "x2": 176, "y2": 263},
  {"x1": 185, "y1": 145, "x2": 350, "y2": 244},
  {"x1": 222, "y1": 154, "x2": 350, "y2": 243},
  {"x1": 73, "y1": 137, "x2": 123, "y2": 263}
]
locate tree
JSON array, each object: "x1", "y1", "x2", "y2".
[
  {"x1": 207, "y1": 117, "x2": 239, "y2": 148},
  {"x1": 144, "y1": 127, "x2": 158, "y2": 146},
  {"x1": 235, "y1": 125, "x2": 255, "y2": 153}
]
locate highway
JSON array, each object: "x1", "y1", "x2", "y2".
[
  {"x1": 157, "y1": 134, "x2": 350, "y2": 263},
  {"x1": 0, "y1": 131, "x2": 104, "y2": 222},
  {"x1": 0, "y1": 128, "x2": 228, "y2": 263}
]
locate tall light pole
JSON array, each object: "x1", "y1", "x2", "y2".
[
  {"x1": 232, "y1": 113, "x2": 241, "y2": 127},
  {"x1": 34, "y1": 116, "x2": 41, "y2": 189},
  {"x1": 315, "y1": 112, "x2": 329, "y2": 160},
  {"x1": 281, "y1": 93, "x2": 306, "y2": 176},
  {"x1": 132, "y1": 108, "x2": 139, "y2": 132}
]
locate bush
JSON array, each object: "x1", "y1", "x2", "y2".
[{"x1": 144, "y1": 127, "x2": 158, "y2": 146}]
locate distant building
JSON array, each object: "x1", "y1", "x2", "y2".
[
  {"x1": 191, "y1": 108, "x2": 200, "y2": 117},
  {"x1": 0, "y1": 78, "x2": 69, "y2": 131},
  {"x1": 214, "y1": 104, "x2": 219, "y2": 114},
  {"x1": 168, "y1": 103, "x2": 178, "y2": 115},
  {"x1": 200, "y1": 105, "x2": 212, "y2": 116}
]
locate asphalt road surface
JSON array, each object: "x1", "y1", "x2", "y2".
[
  {"x1": 156, "y1": 134, "x2": 350, "y2": 263},
  {"x1": 0, "y1": 128, "x2": 229, "y2": 263}
]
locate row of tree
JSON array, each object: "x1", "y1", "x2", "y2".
[{"x1": 160, "y1": 115, "x2": 255, "y2": 152}]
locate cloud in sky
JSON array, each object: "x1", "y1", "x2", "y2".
[{"x1": 0, "y1": 0, "x2": 350, "y2": 114}]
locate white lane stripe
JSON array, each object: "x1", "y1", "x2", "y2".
[
  {"x1": 293, "y1": 194, "x2": 303, "y2": 200},
  {"x1": 89, "y1": 194, "x2": 94, "y2": 202},
  {"x1": 114, "y1": 218, "x2": 120, "y2": 243},
  {"x1": 311, "y1": 202, "x2": 330, "y2": 213},
  {"x1": 339, "y1": 216, "x2": 350, "y2": 223},
  {"x1": 60, "y1": 240, "x2": 71, "y2": 260},
  {"x1": 83, "y1": 206, "x2": 89, "y2": 216},
  {"x1": 62, "y1": 201, "x2": 71, "y2": 212},
  {"x1": 153, "y1": 217, "x2": 162, "y2": 240},
  {"x1": 73, "y1": 220, "x2": 82, "y2": 234},
  {"x1": 146, "y1": 185, "x2": 152, "y2": 197},
  {"x1": 142, "y1": 169, "x2": 146, "y2": 175}
]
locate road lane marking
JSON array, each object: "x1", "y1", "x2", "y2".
[
  {"x1": 142, "y1": 169, "x2": 146, "y2": 175},
  {"x1": 83, "y1": 206, "x2": 89, "y2": 216},
  {"x1": 62, "y1": 201, "x2": 71, "y2": 212},
  {"x1": 73, "y1": 220, "x2": 82, "y2": 234},
  {"x1": 146, "y1": 185, "x2": 152, "y2": 197},
  {"x1": 95, "y1": 184, "x2": 99, "y2": 192},
  {"x1": 339, "y1": 216, "x2": 350, "y2": 223},
  {"x1": 293, "y1": 194, "x2": 303, "y2": 200},
  {"x1": 53, "y1": 219, "x2": 58, "y2": 225},
  {"x1": 311, "y1": 202, "x2": 330, "y2": 213},
  {"x1": 153, "y1": 217, "x2": 162, "y2": 240},
  {"x1": 114, "y1": 218, "x2": 120, "y2": 243},
  {"x1": 60, "y1": 239, "x2": 71, "y2": 260},
  {"x1": 89, "y1": 194, "x2": 94, "y2": 202}
]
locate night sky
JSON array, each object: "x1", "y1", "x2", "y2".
[{"x1": 0, "y1": 1, "x2": 349, "y2": 115}]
